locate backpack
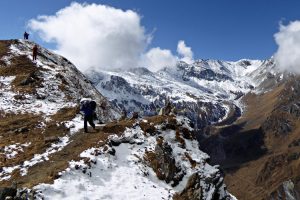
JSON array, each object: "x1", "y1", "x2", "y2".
[{"x1": 90, "y1": 100, "x2": 97, "y2": 111}]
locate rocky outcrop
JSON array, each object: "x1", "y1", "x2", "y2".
[
  {"x1": 173, "y1": 172, "x2": 232, "y2": 200},
  {"x1": 173, "y1": 173, "x2": 201, "y2": 200},
  {"x1": 145, "y1": 137, "x2": 184, "y2": 186}
]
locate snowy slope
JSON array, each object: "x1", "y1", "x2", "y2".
[{"x1": 1, "y1": 40, "x2": 120, "y2": 121}]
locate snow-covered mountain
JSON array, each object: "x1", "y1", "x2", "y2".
[{"x1": 86, "y1": 59, "x2": 277, "y2": 130}]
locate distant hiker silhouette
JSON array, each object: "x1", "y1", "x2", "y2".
[
  {"x1": 80, "y1": 98, "x2": 97, "y2": 133},
  {"x1": 32, "y1": 45, "x2": 38, "y2": 61},
  {"x1": 24, "y1": 31, "x2": 29, "y2": 40}
]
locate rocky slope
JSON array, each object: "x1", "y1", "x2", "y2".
[{"x1": 0, "y1": 40, "x2": 235, "y2": 200}]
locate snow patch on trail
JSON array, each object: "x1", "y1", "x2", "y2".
[
  {"x1": 64, "y1": 114, "x2": 83, "y2": 134},
  {"x1": 1, "y1": 142, "x2": 31, "y2": 159},
  {"x1": 36, "y1": 142, "x2": 173, "y2": 200}
]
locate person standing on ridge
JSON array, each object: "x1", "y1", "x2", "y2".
[
  {"x1": 24, "y1": 31, "x2": 29, "y2": 40},
  {"x1": 32, "y1": 45, "x2": 38, "y2": 61},
  {"x1": 80, "y1": 98, "x2": 97, "y2": 133}
]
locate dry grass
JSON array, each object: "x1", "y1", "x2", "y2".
[
  {"x1": 0, "y1": 40, "x2": 15, "y2": 66},
  {"x1": 0, "y1": 113, "x2": 45, "y2": 173},
  {"x1": 237, "y1": 83, "x2": 285, "y2": 130},
  {"x1": 51, "y1": 106, "x2": 79, "y2": 122},
  {"x1": 0, "y1": 53, "x2": 46, "y2": 95},
  {"x1": 0, "y1": 107, "x2": 84, "y2": 187},
  {"x1": 144, "y1": 151, "x2": 165, "y2": 180},
  {"x1": 223, "y1": 80, "x2": 300, "y2": 200}
]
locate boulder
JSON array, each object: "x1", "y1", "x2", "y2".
[{"x1": 0, "y1": 187, "x2": 17, "y2": 200}]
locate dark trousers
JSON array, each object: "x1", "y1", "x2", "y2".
[{"x1": 84, "y1": 115, "x2": 95, "y2": 132}]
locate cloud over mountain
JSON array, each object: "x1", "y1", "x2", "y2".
[
  {"x1": 141, "y1": 47, "x2": 177, "y2": 71},
  {"x1": 274, "y1": 20, "x2": 300, "y2": 74},
  {"x1": 28, "y1": 2, "x2": 194, "y2": 72},
  {"x1": 29, "y1": 3, "x2": 149, "y2": 71},
  {"x1": 177, "y1": 40, "x2": 194, "y2": 64}
]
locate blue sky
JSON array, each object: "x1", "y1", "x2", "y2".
[{"x1": 1, "y1": 0, "x2": 300, "y2": 61}]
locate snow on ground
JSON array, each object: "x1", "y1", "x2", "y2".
[
  {"x1": 64, "y1": 114, "x2": 84, "y2": 134},
  {"x1": 1, "y1": 142, "x2": 31, "y2": 159},
  {"x1": 2, "y1": 40, "x2": 120, "y2": 121},
  {"x1": 34, "y1": 117, "x2": 233, "y2": 200},
  {"x1": 0, "y1": 134, "x2": 67, "y2": 180},
  {"x1": 35, "y1": 127, "x2": 174, "y2": 200}
]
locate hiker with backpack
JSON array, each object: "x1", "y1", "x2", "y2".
[{"x1": 80, "y1": 98, "x2": 97, "y2": 133}]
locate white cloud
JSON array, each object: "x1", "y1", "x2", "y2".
[
  {"x1": 28, "y1": 2, "x2": 150, "y2": 72},
  {"x1": 28, "y1": 3, "x2": 195, "y2": 72},
  {"x1": 143, "y1": 40, "x2": 194, "y2": 71},
  {"x1": 142, "y1": 47, "x2": 177, "y2": 71},
  {"x1": 177, "y1": 40, "x2": 194, "y2": 64},
  {"x1": 274, "y1": 20, "x2": 300, "y2": 74}
]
